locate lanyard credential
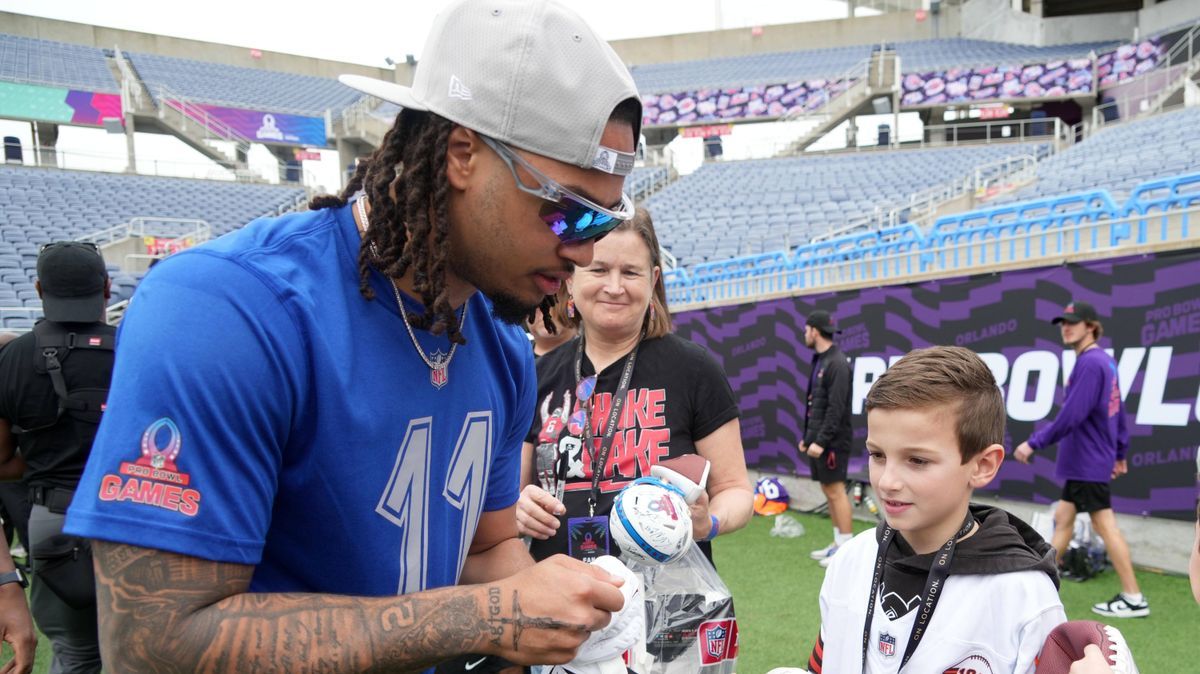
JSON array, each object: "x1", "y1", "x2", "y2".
[
  {"x1": 571, "y1": 334, "x2": 641, "y2": 517},
  {"x1": 860, "y1": 512, "x2": 975, "y2": 673}
]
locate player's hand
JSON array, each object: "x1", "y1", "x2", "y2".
[
  {"x1": 688, "y1": 490, "x2": 713, "y2": 541},
  {"x1": 0, "y1": 582, "x2": 35, "y2": 674},
  {"x1": 515, "y1": 484, "x2": 565, "y2": 540},
  {"x1": 1112, "y1": 459, "x2": 1128, "y2": 479},
  {"x1": 806, "y1": 443, "x2": 825, "y2": 459},
  {"x1": 480, "y1": 555, "x2": 625, "y2": 665},
  {"x1": 1014, "y1": 442, "x2": 1034, "y2": 464},
  {"x1": 1069, "y1": 644, "x2": 1114, "y2": 674}
]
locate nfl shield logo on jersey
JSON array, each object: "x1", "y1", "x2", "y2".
[{"x1": 878, "y1": 632, "x2": 896, "y2": 657}]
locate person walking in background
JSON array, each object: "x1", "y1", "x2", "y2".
[
  {"x1": 799, "y1": 310, "x2": 854, "y2": 568},
  {"x1": 1015, "y1": 300, "x2": 1147, "y2": 618}
]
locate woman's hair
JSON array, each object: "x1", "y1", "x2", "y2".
[{"x1": 566, "y1": 207, "x2": 673, "y2": 339}]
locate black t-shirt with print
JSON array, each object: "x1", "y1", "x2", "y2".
[{"x1": 525, "y1": 333, "x2": 740, "y2": 562}]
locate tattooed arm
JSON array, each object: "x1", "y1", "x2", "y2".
[{"x1": 93, "y1": 542, "x2": 624, "y2": 673}]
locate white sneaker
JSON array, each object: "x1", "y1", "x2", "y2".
[
  {"x1": 809, "y1": 542, "x2": 838, "y2": 561},
  {"x1": 1091, "y1": 593, "x2": 1149, "y2": 618},
  {"x1": 818, "y1": 553, "x2": 837, "y2": 568},
  {"x1": 1102, "y1": 624, "x2": 1140, "y2": 674}
]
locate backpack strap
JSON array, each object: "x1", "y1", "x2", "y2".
[{"x1": 15, "y1": 321, "x2": 114, "y2": 432}]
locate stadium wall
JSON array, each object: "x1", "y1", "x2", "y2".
[
  {"x1": 960, "y1": 0, "x2": 1197, "y2": 47},
  {"x1": 0, "y1": 11, "x2": 401, "y2": 82},
  {"x1": 608, "y1": 9, "x2": 963, "y2": 65}
]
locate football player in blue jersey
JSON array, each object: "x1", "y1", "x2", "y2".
[{"x1": 64, "y1": 1, "x2": 647, "y2": 671}]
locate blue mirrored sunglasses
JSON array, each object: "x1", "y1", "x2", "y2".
[{"x1": 479, "y1": 135, "x2": 635, "y2": 244}]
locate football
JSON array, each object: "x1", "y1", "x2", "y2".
[
  {"x1": 1035, "y1": 620, "x2": 1139, "y2": 674},
  {"x1": 649, "y1": 454, "x2": 711, "y2": 504},
  {"x1": 610, "y1": 477, "x2": 693, "y2": 564}
]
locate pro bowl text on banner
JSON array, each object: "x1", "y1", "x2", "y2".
[
  {"x1": 673, "y1": 249, "x2": 1200, "y2": 521},
  {"x1": 0, "y1": 81, "x2": 122, "y2": 126},
  {"x1": 167, "y1": 102, "x2": 327, "y2": 147}
]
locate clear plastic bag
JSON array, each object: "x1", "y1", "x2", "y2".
[
  {"x1": 624, "y1": 544, "x2": 738, "y2": 674},
  {"x1": 769, "y1": 514, "x2": 806, "y2": 538}
]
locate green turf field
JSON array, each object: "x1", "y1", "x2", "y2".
[
  {"x1": 713, "y1": 511, "x2": 1196, "y2": 673},
  {"x1": 4, "y1": 513, "x2": 1193, "y2": 672}
]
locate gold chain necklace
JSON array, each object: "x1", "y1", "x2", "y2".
[{"x1": 356, "y1": 195, "x2": 466, "y2": 389}]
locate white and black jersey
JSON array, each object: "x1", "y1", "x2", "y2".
[{"x1": 810, "y1": 505, "x2": 1067, "y2": 674}]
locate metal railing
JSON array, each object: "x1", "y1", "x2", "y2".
[
  {"x1": 75, "y1": 217, "x2": 212, "y2": 250},
  {"x1": 155, "y1": 84, "x2": 253, "y2": 160},
  {"x1": 668, "y1": 202, "x2": 1200, "y2": 310},
  {"x1": 3, "y1": 143, "x2": 242, "y2": 180},
  {"x1": 917, "y1": 117, "x2": 1067, "y2": 149},
  {"x1": 112, "y1": 46, "x2": 147, "y2": 112},
  {"x1": 0, "y1": 301, "x2": 130, "y2": 333},
  {"x1": 807, "y1": 151, "x2": 1042, "y2": 245}
]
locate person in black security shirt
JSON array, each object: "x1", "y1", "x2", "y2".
[
  {"x1": 0, "y1": 241, "x2": 114, "y2": 673},
  {"x1": 799, "y1": 309, "x2": 855, "y2": 568}
]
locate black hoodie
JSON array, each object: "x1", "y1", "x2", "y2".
[{"x1": 877, "y1": 503, "x2": 1060, "y2": 620}]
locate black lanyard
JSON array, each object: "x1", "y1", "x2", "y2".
[
  {"x1": 571, "y1": 334, "x2": 640, "y2": 517},
  {"x1": 860, "y1": 512, "x2": 975, "y2": 673}
]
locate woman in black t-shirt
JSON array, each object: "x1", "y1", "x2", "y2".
[{"x1": 517, "y1": 208, "x2": 753, "y2": 563}]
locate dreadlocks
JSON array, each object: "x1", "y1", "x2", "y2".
[{"x1": 309, "y1": 109, "x2": 560, "y2": 344}]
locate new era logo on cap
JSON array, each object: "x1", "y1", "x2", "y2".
[{"x1": 448, "y1": 75, "x2": 472, "y2": 101}]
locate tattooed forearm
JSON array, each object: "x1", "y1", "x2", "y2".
[
  {"x1": 93, "y1": 542, "x2": 491, "y2": 673},
  {"x1": 480, "y1": 590, "x2": 588, "y2": 653}
]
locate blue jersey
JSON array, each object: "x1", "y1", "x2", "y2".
[{"x1": 66, "y1": 203, "x2": 535, "y2": 597}]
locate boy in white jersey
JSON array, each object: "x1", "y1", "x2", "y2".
[{"x1": 809, "y1": 346, "x2": 1066, "y2": 674}]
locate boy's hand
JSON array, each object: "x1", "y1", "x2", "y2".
[
  {"x1": 806, "y1": 443, "x2": 825, "y2": 459},
  {"x1": 1014, "y1": 442, "x2": 1034, "y2": 464}
]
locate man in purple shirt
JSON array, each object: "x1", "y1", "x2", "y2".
[{"x1": 1015, "y1": 300, "x2": 1147, "y2": 618}]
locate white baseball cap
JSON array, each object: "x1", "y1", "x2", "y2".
[{"x1": 340, "y1": 0, "x2": 641, "y2": 176}]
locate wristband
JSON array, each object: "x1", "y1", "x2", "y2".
[{"x1": 704, "y1": 515, "x2": 720, "y2": 541}]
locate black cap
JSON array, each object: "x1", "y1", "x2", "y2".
[
  {"x1": 1051, "y1": 300, "x2": 1099, "y2": 325},
  {"x1": 36, "y1": 242, "x2": 108, "y2": 323},
  {"x1": 806, "y1": 309, "x2": 842, "y2": 336}
]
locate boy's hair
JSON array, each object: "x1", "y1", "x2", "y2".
[{"x1": 864, "y1": 346, "x2": 1005, "y2": 463}]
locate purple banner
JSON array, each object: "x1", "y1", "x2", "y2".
[
  {"x1": 899, "y1": 58, "x2": 1093, "y2": 107},
  {"x1": 642, "y1": 79, "x2": 853, "y2": 127},
  {"x1": 1098, "y1": 38, "x2": 1168, "y2": 87},
  {"x1": 180, "y1": 103, "x2": 327, "y2": 147},
  {"x1": 641, "y1": 38, "x2": 1167, "y2": 127},
  {"x1": 673, "y1": 250, "x2": 1200, "y2": 521}
]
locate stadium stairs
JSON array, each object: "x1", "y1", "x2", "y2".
[
  {"x1": 777, "y1": 48, "x2": 901, "y2": 155},
  {"x1": 110, "y1": 49, "x2": 254, "y2": 175}
]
